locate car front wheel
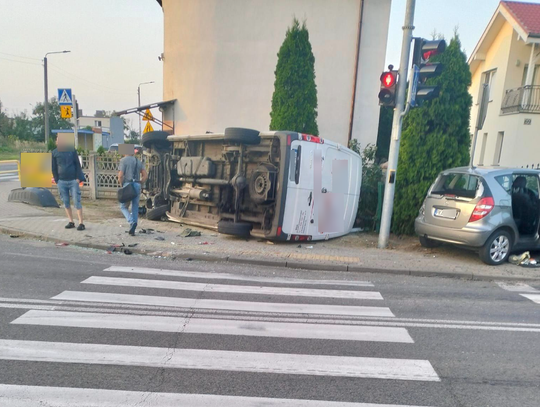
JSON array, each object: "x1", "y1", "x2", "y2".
[{"x1": 479, "y1": 230, "x2": 512, "y2": 265}]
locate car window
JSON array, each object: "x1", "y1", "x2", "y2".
[
  {"x1": 495, "y1": 175, "x2": 512, "y2": 194},
  {"x1": 512, "y1": 174, "x2": 540, "y2": 196},
  {"x1": 431, "y1": 173, "x2": 480, "y2": 199}
]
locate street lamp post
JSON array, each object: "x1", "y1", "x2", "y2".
[
  {"x1": 44, "y1": 50, "x2": 70, "y2": 145},
  {"x1": 137, "y1": 81, "x2": 154, "y2": 137}
]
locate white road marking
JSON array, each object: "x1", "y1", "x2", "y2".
[
  {"x1": 520, "y1": 293, "x2": 540, "y2": 304},
  {"x1": 82, "y1": 276, "x2": 383, "y2": 300},
  {"x1": 12, "y1": 310, "x2": 414, "y2": 343},
  {"x1": 52, "y1": 291, "x2": 395, "y2": 317},
  {"x1": 0, "y1": 340, "x2": 440, "y2": 381},
  {"x1": 0, "y1": 384, "x2": 434, "y2": 407},
  {"x1": 0, "y1": 175, "x2": 18, "y2": 181},
  {"x1": 105, "y1": 266, "x2": 374, "y2": 287},
  {"x1": 496, "y1": 282, "x2": 540, "y2": 293}
]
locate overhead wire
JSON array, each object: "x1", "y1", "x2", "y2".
[{"x1": 48, "y1": 64, "x2": 136, "y2": 95}]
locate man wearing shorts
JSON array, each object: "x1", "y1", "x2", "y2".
[{"x1": 51, "y1": 134, "x2": 86, "y2": 231}]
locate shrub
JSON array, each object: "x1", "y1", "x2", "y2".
[{"x1": 349, "y1": 140, "x2": 383, "y2": 230}]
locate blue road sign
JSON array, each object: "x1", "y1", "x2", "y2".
[
  {"x1": 58, "y1": 88, "x2": 72, "y2": 106},
  {"x1": 410, "y1": 65, "x2": 420, "y2": 108}
]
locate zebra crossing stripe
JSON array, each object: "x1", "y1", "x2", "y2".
[
  {"x1": 12, "y1": 310, "x2": 414, "y2": 343},
  {"x1": 0, "y1": 340, "x2": 440, "y2": 381},
  {"x1": 52, "y1": 291, "x2": 395, "y2": 317},
  {"x1": 81, "y1": 276, "x2": 383, "y2": 300},
  {"x1": 520, "y1": 293, "x2": 540, "y2": 304},
  {"x1": 496, "y1": 282, "x2": 540, "y2": 293},
  {"x1": 0, "y1": 384, "x2": 434, "y2": 407},
  {"x1": 104, "y1": 266, "x2": 374, "y2": 287}
]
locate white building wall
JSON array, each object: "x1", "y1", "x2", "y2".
[
  {"x1": 161, "y1": 0, "x2": 390, "y2": 147},
  {"x1": 352, "y1": 0, "x2": 391, "y2": 149}
]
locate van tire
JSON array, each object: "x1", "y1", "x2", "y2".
[
  {"x1": 479, "y1": 230, "x2": 512, "y2": 265},
  {"x1": 224, "y1": 128, "x2": 261, "y2": 145},
  {"x1": 419, "y1": 236, "x2": 443, "y2": 248},
  {"x1": 146, "y1": 204, "x2": 169, "y2": 221},
  {"x1": 142, "y1": 131, "x2": 171, "y2": 150},
  {"x1": 218, "y1": 220, "x2": 253, "y2": 237}
]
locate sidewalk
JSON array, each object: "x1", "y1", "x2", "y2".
[{"x1": 2, "y1": 181, "x2": 540, "y2": 281}]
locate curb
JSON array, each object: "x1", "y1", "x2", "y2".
[{"x1": 2, "y1": 226, "x2": 539, "y2": 283}]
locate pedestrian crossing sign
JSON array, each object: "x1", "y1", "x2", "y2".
[
  {"x1": 143, "y1": 121, "x2": 154, "y2": 134},
  {"x1": 142, "y1": 109, "x2": 153, "y2": 121},
  {"x1": 57, "y1": 88, "x2": 72, "y2": 105},
  {"x1": 60, "y1": 105, "x2": 72, "y2": 119}
]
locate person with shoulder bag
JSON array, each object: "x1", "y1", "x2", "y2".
[{"x1": 117, "y1": 144, "x2": 148, "y2": 236}]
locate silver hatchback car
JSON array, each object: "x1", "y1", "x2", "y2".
[{"x1": 415, "y1": 166, "x2": 540, "y2": 265}]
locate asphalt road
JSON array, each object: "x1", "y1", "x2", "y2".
[
  {"x1": 0, "y1": 162, "x2": 19, "y2": 182},
  {"x1": 0, "y1": 234, "x2": 539, "y2": 406}
]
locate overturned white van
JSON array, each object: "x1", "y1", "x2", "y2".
[{"x1": 142, "y1": 128, "x2": 362, "y2": 241}]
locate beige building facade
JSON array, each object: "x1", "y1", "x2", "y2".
[
  {"x1": 469, "y1": 1, "x2": 540, "y2": 168},
  {"x1": 156, "y1": 0, "x2": 392, "y2": 148}
]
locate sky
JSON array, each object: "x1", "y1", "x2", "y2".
[{"x1": 1, "y1": 0, "x2": 537, "y2": 125}]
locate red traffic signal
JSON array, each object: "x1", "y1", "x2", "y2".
[
  {"x1": 381, "y1": 72, "x2": 396, "y2": 88},
  {"x1": 379, "y1": 70, "x2": 398, "y2": 107}
]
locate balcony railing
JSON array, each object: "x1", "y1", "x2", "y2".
[{"x1": 501, "y1": 85, "x2": 540, "y2": 114}]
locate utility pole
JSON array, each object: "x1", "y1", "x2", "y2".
[
  {"x1": 43, "y1": 50, "x2": 70, "y2": 146},
  {"x1": 44, "y1": 56, "x2": 49, "y2": 145},
  {"x1": 378, "y1": 0, "x2": 416, "y2": 249},
  {"x1": 138, "y1": 81, "x2": 154, "y2": 136},
  {"x1": 72, "y1": 94, "x2": 79, "y2": 150}
]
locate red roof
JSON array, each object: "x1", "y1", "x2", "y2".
[{"x1": 503, "y1": 1, "x2": 540, "y2": 37}]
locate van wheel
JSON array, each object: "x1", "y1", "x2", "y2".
[
  {"x1": 479, "y1": 230, "x2": 512, "y2": 265},
  {"x1": 218, "y1": 220, "x2": 253, "y2": 237},
  {"x1": 224, "y1": 128, "x2": 261, "y2": 145},
  {"x1": 142, "y1": 131, "x2": 171, "y2": 150},
  {"x1": 419, "y1": 236, "x2": 443, "y2": 248},
  {"x1": 146, "y1": 204, "x2": 169, "y2": 221}
]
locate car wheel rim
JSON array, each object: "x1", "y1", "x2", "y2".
[{"x1": 489, "y1": 235, "x2": 509, "y2": 262}]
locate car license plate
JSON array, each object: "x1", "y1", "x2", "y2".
[{"x1": 434, "y1": 208, "x2": 457, "y2": 219}]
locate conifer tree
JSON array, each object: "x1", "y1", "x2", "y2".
[
  {"x1": 270, "y1": 19, "x2": 319, "y2": 135},
  {"x1": 392, "y1": 35, "x2": 472, "y2": 235}
]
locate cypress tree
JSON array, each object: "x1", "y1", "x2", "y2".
[
  {"x1": 392, "y1": 35, "x2": 472, "y2": 235},
  {"x1": 270, "y1": 19, "x2": 319, "y2": 135}
]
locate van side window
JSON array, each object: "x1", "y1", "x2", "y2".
[
  {"x1": 495, "y1": 175, "x2": 512, "y2": 194},
  {"x1": 289, "y1": 149, "x2": 297, "y2": 182}
]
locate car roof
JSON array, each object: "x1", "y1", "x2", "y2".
[{"x1": 441, "y1": 166, "x2": 540, "y2": 177}]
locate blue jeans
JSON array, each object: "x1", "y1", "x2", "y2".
[
  {"x1": 119, "y1": 182, "x2": 141, "y2": 226},
  {"x1": 57, "y1": 179, "x2": 82, "y2": 210}
]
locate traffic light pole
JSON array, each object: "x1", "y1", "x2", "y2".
[{"x1": 378, "y1": 0, "x2": 416, "y2": 249}]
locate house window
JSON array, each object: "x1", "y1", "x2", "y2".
[
  {"x1": 481, "y1": 69, "x2": 496, "y2": 101},
  {"x1": 521, "y1": 64, "x2": 540, "y2": 86},
  {"x1": 95, "y1": 120, "x2": 102, "y2": 127},
  {"x1": 479, "y1": 133, "x2": 488, "y2": 166},
  {"x1": 493, "y1": 132, "x2": 504, "y2": 165}
]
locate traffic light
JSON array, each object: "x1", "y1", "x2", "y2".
[
  {"x1": 411, "y1": 39, "x2": 446, "y2": 105},
  {"x1": 378, "y1": 69, "x2": 398, "y2": 107}
]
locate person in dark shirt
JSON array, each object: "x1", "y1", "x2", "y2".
[{"x1": 51, "y1": 134, "x2": 86, "y2": 231}]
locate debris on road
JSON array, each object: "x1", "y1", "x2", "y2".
[
  {"x1": 55, "y1": 242, "x2": 69, "y2": 247},
  {"x1": 9, "y1": 235, "x2": 19, "y2": 238},
  {"x1": 155, "y1": 236, "x2": 165, "y2": 241},
  {"x1": 179, "y1": 228, "x2": 201, "y2": 238}
]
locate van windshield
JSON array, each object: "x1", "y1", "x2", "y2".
[{"x1": 431, "y1": 173, "x2": 480, "y2": 199}]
